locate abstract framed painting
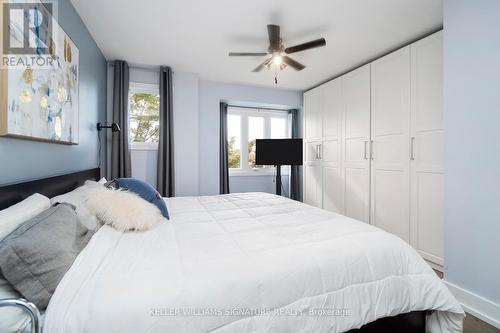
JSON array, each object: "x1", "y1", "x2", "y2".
[{"x1": 0, "y1": 0, "x2": 79, "y2": 144}]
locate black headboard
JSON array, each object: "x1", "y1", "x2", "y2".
[{"x1": 0, "y1": 168, "x2": 100, "y2": 210}]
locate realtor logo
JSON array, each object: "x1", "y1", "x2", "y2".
[{"x1": 2, "y1": 1, "x2": 52, "y2": 55}]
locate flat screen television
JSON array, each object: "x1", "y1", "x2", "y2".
[{"x1": 255, "y1": 139, "x2": 303, "y2": 166}]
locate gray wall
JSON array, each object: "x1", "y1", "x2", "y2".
[
  {"x1": 444, "y1": 0, "x2": 500, "y2": 304},
  {"x1": 0, "y1": 0, "x2": 107, "y2": 185},
  {"x1": 173, "y1": 72, "x2": 199, "y2": 196},
  {"x1": 198, "y1": 80, "x2": 303, "y2": 196}
]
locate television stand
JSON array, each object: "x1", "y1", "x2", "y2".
[{"x1": 275, "y1": 165, "x2": 282, "y2": 196}]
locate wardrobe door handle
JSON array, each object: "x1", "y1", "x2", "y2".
[
  {"x1": 364, "y1": 141, "x2": 368, "y2": 160},
  {"x1": 410, "y1": 137, "x2": 415, "y2": 160},
  {"x1": 370, "y1": 140, "x2": 374, "y2": 160},
  {"x1": 315, "y1": 144, "x2": 320, "y2": 160},
  {"x1": 318, "y1": 144, "x2": 322, "y2": 160}
]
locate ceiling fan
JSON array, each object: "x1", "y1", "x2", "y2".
[{"x1": 229, "y1": 24, "x2": 326, "y2": 76}]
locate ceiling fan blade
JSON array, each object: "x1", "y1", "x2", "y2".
[
  {"x1": 282, "y1": 56, "x2": 305, "y2": 71},
  {"x1": 284, "y1": 38, "x2": 326, "y2": 54},
  {"x1": 252, "y1": 57, "x2": 272, "y2": 72},
  {"x1": 267, "y1": 24, "x2": 281, "y2": 50},
  {"x1": 229, "y1": 52, "x2": 268, "y2": 56}
]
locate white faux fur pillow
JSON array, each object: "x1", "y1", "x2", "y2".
[{"x1": 85, "y1": 188, "x2": 163, "y2": 231}]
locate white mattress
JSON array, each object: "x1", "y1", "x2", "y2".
[{"x1": 44, "y1": 193, "x2": 464, "y2": 332}]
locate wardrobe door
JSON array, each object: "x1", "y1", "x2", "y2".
[
  {"x1": 341, "y1": 65, "x2": 371, "y2": 223},
  {"x1": 370, "y1": 47, "x2": 411, "y2": 241},
  {"x1": 303, "y1": 87, "x2": 323, "y2": 208},
  {"x1": 410, "y1": 32, "x2": 444, "y2": 266},
  {"x1": 322, "y1": 80, "x2": 343, "y2": 213}
]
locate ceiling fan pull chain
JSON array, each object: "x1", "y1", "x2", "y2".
[{"x1": 274, "y1": 66, "x2": 278, "y2": 85}]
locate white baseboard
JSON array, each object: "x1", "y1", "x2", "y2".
[{"x1": 444, "y1": 281, "x2": 500, "y2": 329}]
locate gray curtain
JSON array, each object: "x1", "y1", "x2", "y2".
[
  {"x1": 111, "y1": 60, "x2": 132, "y2": 179},
  {"x1": 219, "y1": 102, "x2": 230, "y2": 194},
  {"x1": 290, "y1": 109, "x2": 301, "y2": 201},
  {"x1": 157, "y1": 66, "x2": 175, "y2": 197}
]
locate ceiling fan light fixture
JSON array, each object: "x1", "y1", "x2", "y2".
[
  {"x1": 229, "y1": 24, "x2": 326, "y2": 78},
  {"x1": 272, "y1": 54, "x2": 283, "y2": 66}
]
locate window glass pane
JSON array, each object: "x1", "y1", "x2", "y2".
[
  {"x1": 129, "y1": 92, "x2": 160, "y2": 143},
  {"x1": 271, "y1": 117, "x2": 287, "y2": 139},
  {"x1": 248, "y1": 116, "x2": 264, "y2": 168},
  {"x1": 227, "y1": 115, "x2": 241, "y2": 169}
]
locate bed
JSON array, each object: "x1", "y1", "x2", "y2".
[{"x1": 0, "y1": 169, "x2": 464, "y2": 332}]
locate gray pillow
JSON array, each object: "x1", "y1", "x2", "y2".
[{"x1": 0, "y1": 203, "x2": 94, "y2": 310}]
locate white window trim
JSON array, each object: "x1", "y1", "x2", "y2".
[
  {"x1": 129, "y1": 142, "x2": 158, "y2": 151},
  {"x1": 228, "y1": 107, "x2": 291, "y2": 177},
  {"x1": 129, "y1": 82, "x2": 160, "y2": 151}
]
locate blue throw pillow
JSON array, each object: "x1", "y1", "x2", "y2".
[{"x1": 114, "y1": 178, "x2": 169, "y2": 220}]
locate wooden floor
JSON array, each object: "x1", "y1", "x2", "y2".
[
  {"x1": 464, "y1": 313, "x2": 500, "y2": 333},
  {"x1": 432, "y1": 270, "x2": 500, "y2": 333}
]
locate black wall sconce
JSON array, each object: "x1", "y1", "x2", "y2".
[{"x1": 97, "y1": 122, "x2": 121, "y2": 132}]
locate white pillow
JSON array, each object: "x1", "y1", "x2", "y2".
[
  {"x1": 0, "y1": 193, "x2": 50, "y2": 333},
  {"x1": 0, "y1": 193, "x2": 51, "y2": 240},
  {"x1": 50, "y1": 180, "x2": 106, "y2": 230},
  {"x1": 85, "y1": 188, "x2": 163, "y2": 232}
]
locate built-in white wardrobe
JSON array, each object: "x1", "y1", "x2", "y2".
[{"x1": 303, "y1": 31, "x2": 443, "y2": 269}]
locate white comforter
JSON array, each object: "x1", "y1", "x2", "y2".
[{"x1": 44, "y1": 193, "x2": 464, "y2": 333}]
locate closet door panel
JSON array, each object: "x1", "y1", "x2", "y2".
[
  {"x1": 344, "y1": 167, "x2": 370, "y2": 222},
  {"x1": 342, "y1": 65, "x2": 371, "y2": 223},
  {"x1": 304, "y1": 88, "x2": 322, "y2": 140},
  {"x1": 415, "y1": 131, "x2": 443, "y2": 171},
  {"x1": 410, "y1": 32, "x2": 444, "y2": 265},
  {"x1": 344, "y1": 87, "x2": 370, "y2": 139},
  {"x1": 344, "y1": 138, "x2": 367, "y2": 163},
  {"x1": 323, "y1": 166, "x2": 343, "y2": 213},
  {"x1": 413, "y1": 33, "x2": 443, "y2": 132},
  {"x1": 304, "y1": 165, "x2": 323, "y2": 208},
  {"x1": 322, "y1": 80, "x2": 342, "y2": 139},
  {"x1": 415, "y1": 172, "x2": 443, "y2": 264},
  {"x1": 372, "y1": 170, "x2": 410, "y2": 241},
  {"x1": 372, "y1": 135, "x2": 407, "y2": 168},
  {"x1": 322, "y1": 139, "x2": 338, "y2": 163},
  {"x1": 370, "y1": 47, "x2": 411, "y2": 241}
]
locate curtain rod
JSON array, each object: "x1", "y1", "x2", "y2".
[
  {"x1": 108, "y1": 61, "x2": 162, "y2": 73},
  {"x1": 228, "y1": 104, "x2": 292, "y2": 112}
]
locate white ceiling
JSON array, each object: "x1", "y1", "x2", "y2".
[{"x1": 70, "y1": 0, "x2": 442, "y2": 91}]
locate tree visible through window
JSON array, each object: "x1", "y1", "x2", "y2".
[
  {"x1": 228, "y1": 136, "x2": 240, "y2": 168},
  {"x1": 129, "y1": 92, "x2": 160, "y2": 143},
  {"x1": 227, "y1": 115, "x2": 241, "y2": 168}
]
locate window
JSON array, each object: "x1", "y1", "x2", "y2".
[
  {"x1": 128, "y1": 83, "x2": 160, "y2": 149},
  {"x1": 248, "y1": 116, "x2": 264, "y2": 168},
  {"x1": 227, "y1": 114, "x2": 241, "y2": 168},
  {"x1": 227, "y1": 106, "x2": 290, "y2": 175}
]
